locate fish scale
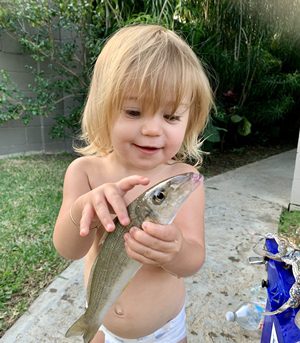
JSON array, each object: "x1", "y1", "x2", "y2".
[{"x1": 65, "y1": 172, "x2": 203, "y2": 343}]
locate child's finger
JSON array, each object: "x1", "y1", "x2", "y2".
[
  {"x1": 117, "y1": 175, "x2": 149, "y2": 194},
  {"x1": 93, "y1": 197, "x2": 115, "y2": 232},
  {"x1": 106, "y1": 175, "x2": 149, "y2": 226},
  {"x1": 142, "y1": 222, "x2": 178, "y2": 242},
  {"x1": 128, "y1": 227, "x2": 181, "y2": 261},
  {"x1": 79, "y1": 203, "x2": 94, "y2": 236},
  {"x1": 128, "y1": 227, "x2": 170, "y2": 252},
  {"x1": 105, "y1": 189, "x2": 130, "y2": 226},
  {"x1": 124, "y1": 239, "x2": 158, "y2": 265}
]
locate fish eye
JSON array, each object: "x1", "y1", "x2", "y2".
[{"x1": 152, "y1": 189, "x2": 166, "y2": 205}]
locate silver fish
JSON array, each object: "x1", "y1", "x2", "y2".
[{"x1": 65, "y1": 172, "x2": 203, "y2": 342}]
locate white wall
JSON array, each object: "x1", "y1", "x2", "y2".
[{"x1": 290, "y1": 130, "x2": 300, "y2": 210}]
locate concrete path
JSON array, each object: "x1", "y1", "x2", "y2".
[{"x1": 1, "y1": 149, "x2": 297, "y2": 343}]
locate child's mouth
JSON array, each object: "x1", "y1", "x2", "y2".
[{"x1": 133, "y1": 144, "x2": 161, "y2": 154}]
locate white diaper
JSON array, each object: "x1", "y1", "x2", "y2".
[{"x1": 99, "y1": 306, "x2": 187, "y2": 343}]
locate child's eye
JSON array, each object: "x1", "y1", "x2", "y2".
[
  {"x1": 164, "y1": 114, "x2": 181, "y2": 122},
  {"x1": 124, "y1": 109, "x2": 141, "y2": 117}
]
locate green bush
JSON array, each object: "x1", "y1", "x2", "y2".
[{"x1": 0, "y1": 0, "x2": 299, "y2": 148}]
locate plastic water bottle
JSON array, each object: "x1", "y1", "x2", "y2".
[
  {"x1": 250, "y1": 285, "x2": 267, "y2": 308},
  {"x1": 225, "y1": 302, "x2": 264, "y2": 331}
]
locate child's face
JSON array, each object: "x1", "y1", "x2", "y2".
[{"x1": 110, "y1": 95, "x2": 190, "y2": 171}]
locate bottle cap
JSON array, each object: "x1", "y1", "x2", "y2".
[{"x1": 225, "y1": 311, "x2": 235, "y2": 322}]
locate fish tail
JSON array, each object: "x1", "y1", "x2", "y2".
[
  {"x1": 65, "y1": 314, "x2": 87, "y2": 336},
  {"x1": 65, "y1": 314, "x2": 99, "y2": 343}
]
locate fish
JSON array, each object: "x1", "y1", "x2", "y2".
[{"x1": 65, "y1": 172, "x2": 203, "y2": 343}]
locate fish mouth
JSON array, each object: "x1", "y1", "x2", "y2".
[
  {"x1": 171, "y1": 172, "x2": 203, "y2": 187},
  {"x1": 191, "y1": 173, "x2": 203, "y2": 184},
  {"x1": 167, "y1": 172, "x2": 203, "y2": 196}
]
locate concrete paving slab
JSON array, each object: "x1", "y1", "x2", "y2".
[
  {"x1": 208, "y1": 149, "x2": 296, "y2": 207},
  {"x1": 187, "y1": 186, "x2": 282, "y2": 342},
  {"x1": 1, "y1": 149, "x2": 297, "y2": 343}
]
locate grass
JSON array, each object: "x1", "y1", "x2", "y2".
[
  {"x1": 0, "y1": 154, "x2": 74, "y2": 336},
  {"x1": 278, "y1": 209, "x2": 300, "y2": 236}
]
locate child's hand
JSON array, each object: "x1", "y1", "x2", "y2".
[
  {"x1": 124, "y1": 221, "x2": 183, "y2": 267},
  {"x1": 78, "y1": 175, "x2": 149, "y2": 236}
]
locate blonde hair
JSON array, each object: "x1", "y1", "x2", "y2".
[{"x1": 75, "y1": 24, "x2": 213, "y2": 164}]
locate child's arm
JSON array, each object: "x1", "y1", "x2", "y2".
[
  {"x1": 53, "y1": 158, "x2": 149, "y2": 260},
  {"x1": 124, "y1": 179, "x2": 205, "y2": 278}
]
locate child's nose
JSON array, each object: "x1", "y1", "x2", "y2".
[{"x1": 141, "y1": 116, "x2": 162, "y2": 136}]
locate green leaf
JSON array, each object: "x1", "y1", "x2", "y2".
[
  {"x1": 238, "y1": 117, "x2": 252, "y2": 136},
  {"x1": 231, "y1": 114, "x2": 243, "y2": 123},
  {"x1": 204, "y1": 121, "x2": 227, "y2": 143}
]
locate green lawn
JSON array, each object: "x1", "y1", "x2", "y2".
[
  {"x1": 278, "y1": 208, "x2": 300, "y2": 236},
  {"x1": 0, "y1": 154, "x2": 74, "y2": 335}
]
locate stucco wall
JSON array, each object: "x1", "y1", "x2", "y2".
[{"x1": 0, "y1": 31, "x2": 72, "y2": 156}]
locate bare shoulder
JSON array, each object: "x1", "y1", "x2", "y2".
[
  {"x1": 66, "y1": 155, "x2": 101, "y2": 173},
  {"x1": 63, "y1": 155, "x2": 108, "y2": 197},
  {"x1": 65, "y1": 155, "x2": 107, "y2": 180},
  {"x1": 166, "y1": 161, "x2": 200, "y2": 176}
]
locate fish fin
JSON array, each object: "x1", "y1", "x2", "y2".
[
  {"x1": 83, "y1": 329, "x2": 99, "y2": 343},
  {"x1": 65, "y1": 313, "x2": 99, "y2": 343},
  {"x1": 65, "y1": 314, "x2": 87, "y2": 337}
]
